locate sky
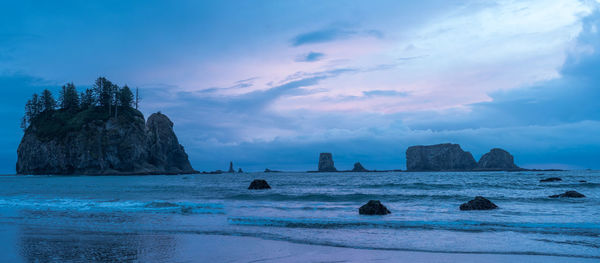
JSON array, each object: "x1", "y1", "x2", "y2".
[{"x1": 1, "y1": 0, "x2": 600, "y2": 173}]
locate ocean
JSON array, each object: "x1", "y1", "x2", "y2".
[{"x1": 0, "y1": 171, "x2": 598, "y2": 261}]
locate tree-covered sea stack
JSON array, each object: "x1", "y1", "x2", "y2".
[{"x1": 17, "y1": 77, "x2": 196, "y2": 175}]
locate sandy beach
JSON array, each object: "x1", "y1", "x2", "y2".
[{"x1": 110, "y1": 233, "x2": 600, "y2": 263}]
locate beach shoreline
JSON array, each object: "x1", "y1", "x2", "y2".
[{"x1": 140, "y1": 233, "x2": 600, "y2": 262}]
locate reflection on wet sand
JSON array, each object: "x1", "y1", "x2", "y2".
[{"x1": 16, "y1": 209, "x2": 177, "y2": 262}]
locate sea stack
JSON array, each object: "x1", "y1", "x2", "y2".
[
  {"x1": 477, "y1": 148, "x2": 519, "y2": 170},
  {"x1": 406, "y1": 143, "x2": 477, "y2": 171},
  {"x1": 228, "y1": 162, "x2": 235, "y2": 173},
  {"x1": 17, "y1": 111, "x2": 195, "y2": 175},
  {"x1": 318, "y1": 153, "x2": 337, "y2": 172},
  {"x1": 352, "y1": 162, "x2": 369, "y2": 172}
]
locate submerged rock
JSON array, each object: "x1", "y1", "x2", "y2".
[
  {"x1": 248, "y1": 179, "x2": 271, "y2": 190},
  {"x1": 406, "y1": 143, "x2": 477, "y2": 171},
  {"x1": 318, "y1": 153, "x2": 337, "y2": 172},
  {"x1": 459, "y1": 196, "x2": 498, "y2": 211},
  {"x1": 477, "y1": 148, "x2": 519, "y2": 170},
  {"x1": 351, "y1": 162, "x2": 369, "y2": 172},
  {"x1": 540, "y1": 177, "x2": 562, "y2": 182},
  {"x1": 145, "y1": 201, "x2": 179, "y2": 208},
  {"x1": 549, "y1": 191, "x2": 585, "y2": 198},
  {"x1": 579, "y1": 180, "x2": 587, "y2": 183},
  {"x1": 359, "y1": 200, "x2": 391, "y2": 215},
  {"x1": 238, "y1": 168, "x2": 244, "y2": 173},
  {"x1": 17, "y1": 110, "x2": 195, "y2": 175}
]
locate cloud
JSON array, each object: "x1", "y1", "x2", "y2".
[
  {"x1": 363, "y1": 90, "x2": 408, "y2": 97},
  {"x1": 296, "y1": 51, "x2": 325, "y2": 62},
  {"x1": 291, "y1": 27, "x2": 383, "y2": 46}
]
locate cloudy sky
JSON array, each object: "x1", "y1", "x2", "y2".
[{"x1": 1, "y1": 0, "x2": 600, "y2": 173}]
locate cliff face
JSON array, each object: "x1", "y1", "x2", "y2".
[
  {"x1": 17, "y1": 110, "x2": 195, "y2": 175},
  {"x1": 318, "y1": 153, "x2": 337, "y2": 172},
  {"x1": 406, "y1": 143, "x2": 477, "y2": 171},
  {"x1": 477, "y1": 148, "x2": 519, "y2": 170}
]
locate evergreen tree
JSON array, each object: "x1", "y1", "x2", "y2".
[
  {"x1": 119, "y1": 85, "x2": 134, "y2": 108},
  {"x1": 40, "y1": 89, "x2": 56, "y2": 112},
  {"x1": 23, "y1": 93, "x2": 42, "y2": 129},
  {"x1": 59, "y1": 83, "x2": 79, "y2": 111},
  {"x1": 79, "y1": 88, "x2": 94, "y2": 110},
  {"x1": 92, "y1": 77, "x2": 113, "y2": 108}
]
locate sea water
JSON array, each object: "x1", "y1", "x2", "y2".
[{"x1": 0, "y1": 171, "x2": 598, "y2": 261}]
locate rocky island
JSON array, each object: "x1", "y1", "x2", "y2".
[
  {"x1": 16, "y1": 77, "x2": 196, "y2": 175},
  {"x1": 317, "y1": 152, "x2": 337, "y2": 172},
  {"x1": 406, "y1": 143, "x2": 477, "y2": 171},
  {"x1": 406, "y1": 143, "x2": 521, "y2": 171}
]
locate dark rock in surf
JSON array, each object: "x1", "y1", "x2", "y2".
[
  {"x1": 579, "y1": 180, "x2": 587, "y2": 183},
  {"x1": 351, "y1": 162, "x2": 369, "y2": 172},
  {"x1": 359, "y1": 200, "x2": 391, "y2": 215},
  {"x1": 248, "y1": 179, "x2": 271, "y2": 190},
  {"x1": 459, "y1": 196, "x2": 498, "y2": 211},
  {"x1": 477, "y1": 148, "x2": 519, "y2": 170},
  {"x1": 540, "y1": 177, "x2": 562, "y2": 182},
  {"x1": 318, "y1": 153, "x2": 337, "y2": 172},
  {"x1": 238, "y1": 168, "x2": 243, "y2": 173},
  {"x1": 549, "y1": 191, "x2": 585, "y2": 198},
  {"x1": 406, "y1": 143, "x2": 477, "y2": 171}
]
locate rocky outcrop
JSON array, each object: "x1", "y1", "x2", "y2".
[
  {"x1": 477, "y1": 148, "x2": 519, "y2": 170},
  {"x1": 540, "y1": 177, "x2": 562, "y2": 182},
  {"x1": 248, "y1": 179, "x2": 271, "y2": 190},
  {"x1": 459, "y1": 196, "x2": 498, "y2": 210},
  {"x1": 145, "y1": 113, "x2": 194, "y2": 174},
  {"x1": 549, "y1": 191, "x2": 585, "y2": 198},
  {"x1": 406, "y1": 143, "x2": 477, "y2": 171},
  {"x1": 359, "y1": 200, "x2": 391, "y2": 215},
  {"x1": 318, "y1": 153, "x2": 337, "y2": 172},
  {"x1": 228, "y1": 161, "x2": 235, "y2": 173},
  {"x1": 351, "y1": 162, "x2": 369, "y2": 172},
  {"x1": 17, "y1": 110, "x2": 196, "y2": 175}
]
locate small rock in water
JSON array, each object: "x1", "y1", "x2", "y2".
[
  {"x1": 579, "y1": 180, "x2": 587, "y2": 183},
  {"x1": 248, "y1": 179, "x2": 271, "y2": 190},
  {"x1": 549, "y1": 191, "x2": 585, "y2": 198},
  {"x1": 359, "y1": 200, "x2": 391, "y2": 215},
  {"x1": 540, "y1": 177, "x2": 562, "y2": 182},
  {"x1": 238, "y1": 168, "x2": 244, "y2": 173},
  {"x1": 459, "y1": 196, "x2": 498, "y2": 211}
]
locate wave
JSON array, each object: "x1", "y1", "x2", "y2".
[
  {"x1": 227, "y1": 216, "x2": 600, "y2": 237},
  {"x1": 0, "y1": 197, "x2": 224, "y2": 215},
  {"x1": 225, "y1": 192, "x2": 592, "y2": 203},
  {"x1": 357, "y1": 181, "x2": 600, "y2": 190}
]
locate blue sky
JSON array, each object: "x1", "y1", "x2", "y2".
[{"x1": 1, "y1": 0, "x2": 600, "y2": 173}]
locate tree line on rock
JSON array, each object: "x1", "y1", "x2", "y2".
[{"x1": 22, "y1": 77, "x2": 141, "y2": 130}]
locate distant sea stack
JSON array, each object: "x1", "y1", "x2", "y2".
[
  {"x1": 352, "y1": 162, "x2": 369, "y2": 172},
  {"x1": 318, "y1": 153, "x2": 337, "y2": 172},
  {"x1": 17, "y1": 110, "x2": 196, "y2": 175},
  {"x1": 406, "y1": 143, "x2": 477, "y2": 171},
  {"x1": 477, "y1": 148, "x2": 519, "y2": 170},
  {"x1": 228, "y1": 161, "x2": 235, "y2": 173}
]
